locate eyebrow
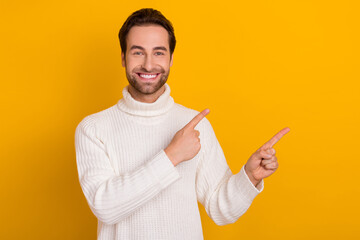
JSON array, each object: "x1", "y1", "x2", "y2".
[
  {"x1": 153, "y1": 46, "x2": 168, "y2": 51},
  {"x1": 129, "y1": 45, "x2": 168, "y2": 52}
]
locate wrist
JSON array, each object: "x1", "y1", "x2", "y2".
[
  {"x1": 244, "y1": 165, "x2": 261, "y2": 187},
  {"x1": 164, "y1": 147, "x2": 179, "y2": 166}
]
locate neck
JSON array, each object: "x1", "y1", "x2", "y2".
[
  {"x1": 117, "y1": 83, "x2": 174, "y2": 117},
  {"x1": 128, "y1": 85, "x2": 166, "y2": 103}
]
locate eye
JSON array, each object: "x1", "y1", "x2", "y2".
[
  {"x1": 133, "y1": 51, "x2": 143, "y2": 55},
  {"x1": 155, "y1": 52, "x2": 165, "y2": 56}
]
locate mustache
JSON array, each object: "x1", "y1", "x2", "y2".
[{"x1": 133, "y1": 66, "x2": 165, "y2": 73}]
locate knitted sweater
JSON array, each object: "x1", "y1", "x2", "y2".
[{"x1": 75, "y1": 83, "x2": 264, "y2": 240}]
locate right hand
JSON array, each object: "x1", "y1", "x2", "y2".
[{"x1": 164, "y1": 109, "x2": 210, "y2": 166}]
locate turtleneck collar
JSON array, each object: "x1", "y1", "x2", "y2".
[{"x1": 117, "y1": 83, "x2": 174, "y2": 117}]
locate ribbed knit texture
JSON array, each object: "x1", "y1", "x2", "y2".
[{"x1": 75, "y1": 83, "x2": 264, "y2": 240}]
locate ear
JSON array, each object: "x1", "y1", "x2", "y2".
[
  {"x1": 170, "y1": 53, "x2": 174, "y2": 67},
  {"x1": 121, "y1": 52, "x2": 125, "y2": 67}
]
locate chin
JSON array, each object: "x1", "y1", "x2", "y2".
[
  {"x1": 130, "y1": 80, "x2": 165, "y2": 95},
  {"x1": 128, "y1": 74, "x2": 168, "y2": 95}
]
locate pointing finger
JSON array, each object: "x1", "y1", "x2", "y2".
[
  {"x1": 263, "y1": 127, "x2": 290, "y2": 149},
  {"x1": 185, "y1": 109, "x2": 210, "y2": 129}
]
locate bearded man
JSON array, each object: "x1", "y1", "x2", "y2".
[{"x1": 75, "y1": 8, "x2": 290, "y2": 240}]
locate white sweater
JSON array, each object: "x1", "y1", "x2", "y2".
[{"x1": 75, "y1": 83, "x2": 264, "y2": 240}]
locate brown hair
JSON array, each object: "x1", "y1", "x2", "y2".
[{"x1": 118, "y1": 8, "x2": 176, "y2": 56}]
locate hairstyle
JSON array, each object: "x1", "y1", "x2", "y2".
[{"x1": 118, "y1": 8, "x2": 176, "y2": 56}]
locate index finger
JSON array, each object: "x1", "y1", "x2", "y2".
[
  {"x1": 185, "y1": 109, "x2": 210, "y2": 129},
  {"x1": 262, "y1": 127, "x2": 290, "y2": 149}
]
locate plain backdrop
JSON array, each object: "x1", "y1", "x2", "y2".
[{"x1": 1, "y1": 0, "x2": 359, "y2": 239}]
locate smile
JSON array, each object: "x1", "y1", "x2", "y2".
[{"x1": 137, "y1": 73, "x2": 160, "y2": 80}]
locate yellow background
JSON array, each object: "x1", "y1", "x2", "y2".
[{"x1": 1, "y1": 0, "x2": 359, "y2": 239}]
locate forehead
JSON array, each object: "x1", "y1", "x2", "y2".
[{"x1": 126, "y1": 25, "x2": 169, "y2": 50}]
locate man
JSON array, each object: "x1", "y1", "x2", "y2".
[{"x1": 75, "y1": 8, "x2": 290, "y2": 240}]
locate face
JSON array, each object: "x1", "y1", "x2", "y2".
[{"x1": 121, "y1": 25, "x2": 173, "y2": 100}]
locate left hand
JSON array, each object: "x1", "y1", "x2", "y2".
[{"x1": 245, "y1": 127, "x2": 290, "y2": 186}]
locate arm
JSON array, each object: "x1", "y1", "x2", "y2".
[
  {"x1": 75, "y1": 116, "x2": 180, "y2": 225},
  {"x1": 195, "y1": 118, "x2": 264, "y2": 226}
]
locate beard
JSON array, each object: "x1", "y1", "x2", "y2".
[{"x1": 126, "y1": 65, "x2": 170, "y2": 95}]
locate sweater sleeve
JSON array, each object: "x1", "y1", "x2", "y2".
[
  {"x1": 195, "y1": 118, "x2": 264, "y2": 226},
  {"x1": 75, "y1": 116, "x2": 180, "y2": 225}
]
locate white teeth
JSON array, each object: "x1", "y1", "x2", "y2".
[{"x1": 140, "y1": 74, "x2": 157, "y2": 79}]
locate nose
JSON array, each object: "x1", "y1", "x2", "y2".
[{"x1": 142, "y1": 55, "x2": 154, "y2": 72}]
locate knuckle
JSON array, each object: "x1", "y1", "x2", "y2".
[
  {"x1": 260, "y1": 150, "x2": 270, "y2": 158},
  {"x1": 266, "y1": 163, "x2": 275, "y2": 170},
  {"x1": 271, "y1": 148, "x2": 276, "y2": 155},
  {"x1": 264, "y1": 161, "x2": 277, "y2": 169}
]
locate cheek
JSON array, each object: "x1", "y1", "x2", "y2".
[
  {"x1": 125, "y1": 59, "x2": 140, "y2": 71},
  {"x1": 159, "y1": 59, "x2": 171, "y2": 69}
]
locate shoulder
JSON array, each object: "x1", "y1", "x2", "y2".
[
  {"x1": 75, "y1": 104, "x2": 118, "y2": 132},
  {"x1": 173, "y1": 103, "x2": 199, "y2": 116}
]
